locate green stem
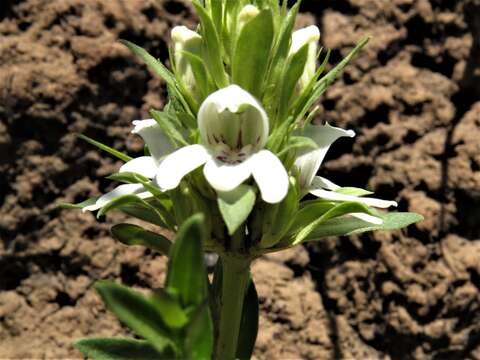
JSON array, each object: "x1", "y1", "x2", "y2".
[{"x1": 215, "y1": 255, "x2": 251, "y2": 360}]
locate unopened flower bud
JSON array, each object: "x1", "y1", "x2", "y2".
[
  {"x1": 289, "y1": 25, "x2": 320, "y2": 93},
  {"x1": 171, "y1": 26, "x2": 202, "y2": 94},
  {"x1": 238, "y1": 4, "x2": 260, "y2": 30}
]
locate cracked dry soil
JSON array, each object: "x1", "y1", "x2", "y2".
[{"x1": 1, "y1": 0, "x2": 480, "y2": 359}]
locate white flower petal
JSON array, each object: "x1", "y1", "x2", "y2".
[
  {"x1": 83, "y1": 184, "x2": 151, "y2": 212},
  {"x1": 309, "y1": 188, "x2": 398, "y2": 208},
  {"x1": 120, "y1": 156, "x2": 158, "y2": 178},
  {"x1": 132, "y1": 119, "x2": 174, "y2": 163},
  {"x1": 156, "y1": 144, "x2": 210, "y2": 190},
  {"x1": 203, "y1": 156, "x2": 254, "y2": 193},
  {"x1": 351, "y1": 213, "x2": 384, "y2": 225},
  {"x1": 311, "y1": 176, "x2": 340, "y2": 191},
  {"x1": 290, "y1": 25, "x2": 320, "y2": 55},
  {"x1": 295, "y1": 123, "x2": 355, "y2": 189},
  {"x1": 198, "y1": 85, "x2": 269, "y2": 150},
  {"x1": 250, "y1": 150, "x2": 289, "y2": 204}
]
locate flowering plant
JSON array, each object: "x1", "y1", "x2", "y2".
[{"x1": 63, "y1": 1, "x2": 423, "y2": 359}]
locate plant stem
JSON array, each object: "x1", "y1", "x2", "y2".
[{"x1": 215, "y1": 254, "x2": 251, "y2": 360}]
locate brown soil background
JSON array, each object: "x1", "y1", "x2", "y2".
[{"x1": 1, "y1": 0, "x2": 480, "y2": 359}]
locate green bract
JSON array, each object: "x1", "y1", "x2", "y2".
[{"x1": 63, "y1": 1, "x2": 424, "y2": 360}]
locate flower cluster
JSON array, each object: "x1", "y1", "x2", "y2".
[{"x1": 72, "y1": 1, "x2": 420, "y2": 254}]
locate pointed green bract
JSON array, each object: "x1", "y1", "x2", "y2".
[
  {"x1": 232, "y1": 9, "x2": 274, "y2": 98},
  {"x1": 78, "y1": 134, "x2": 132, "y2": 162},
  {"x1": 111, "y1": 223, "x2": 171, "y2": 256},
  {"x1": 58, "y1": 197, "x2": 98, "y2": 210},
  {"x1": 217, "y1": 185, "x2": 256, "y2": 236}
]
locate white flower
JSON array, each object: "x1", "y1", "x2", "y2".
[
  {"x1": 171, "y1": 26, "x2": 202, "y2": 93},
  {"x1": 294, "y1": 123, "x2": 397, "y2": 224},
  {"x1": 156, "y1": 85, "x2": 289, "y2": 204},
  {"x1": 289, "y1": 25, "x2": 320, "y2": 93},
  {"x1": 294, "y1": 123, "x2": 355, "y2": 190},
  {"x1": 83, "y1": 119, "x2": 174, "y2": 212}
]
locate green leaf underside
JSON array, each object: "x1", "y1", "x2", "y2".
[
  {"x1": 233, "y1": 8, "x2": 274, "y2": 97},
  {"x1": 94, "y1": 282, "x2": 174, "y2": 354},
  {"x1": 167, "y1": 214, "x2": 209, "y2": 308},
  {"x1": 236, "y1": 279, "x2": 259, "y2": 360},
  {"x1": 58, "y1": 197, "x2": 98, "y2": 209},
  {"x1": 303, "y1": 212, "x2": 424, "y2": 242},
  {"x1": 217, "y1": 185, "x2": 256, "y2": 236},
  {"x1": 75, "y1": 337, "x2": 165, "y2": 360},
  {"x1": 78, "y1": 134, "x2": 132, "y2": 162},
  {"x1": 111, "y1": 223, "x2": 171, "y2": 256}
]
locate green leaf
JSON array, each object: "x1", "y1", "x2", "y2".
[
  {"x1": 78, "y1": 134, "x2": 132, "y2": 162},
  {"x1": 95, "y1": 282, "x2": 175, "y2": 354},
  {"x1": 278, "y1": 43, "x2": 309, "y2": 118},
  {"x1": 193, "y1": 2, "x2": 228, "y2": 88},
  {"x1": 303, "y1": 212, "x2": 424, "y2": 242},
  {"x1": 166, "y1": 214, "x2": 209, "y2": 307},
  {"x1": 232, "y1": 9, "x2": 274, "y2": 97},
  {"x1": 99, "y1": 195, "x2": 169, "y2": 228},
  {"x1": 286, "y1": 200, "x2": 336, "y2": 238},
  {"x1": 335, "y1": 187, "x2": 374, "y2": 196},
  {"x1": 185, "y1": 302, "x2": 214, "y2": 360},
  {"x1": 217, "y1": 185, "x2": 256, "y2": 236},
  {"x1": 58, "y1": 197, "x2": 98, "y2": 209},
  {"x1": 293, "y1": 201, "x2": 378, "y2": 245},
  {"x1": 236, "y1": 279, "x2": 259, "y2": 360},
  {"x1": 150, "y1": 289, "x2": 188, "y2": 329},
  {"x1": 111, "y1": 223, "x2": 171, "y2": 255},
  {"x1": 120, "y1": 39, "x2": 176, "y2": 88},
  {"x1": 75, "y1": 337, "x2": 165, "y2": 360},
  {"x1": 119, "y1": 203, "x2": 168, "y2": 228}
]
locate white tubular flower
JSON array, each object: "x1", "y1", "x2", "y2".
[
  {"x1": 294, "y1": 123, "x2": 397, "y2": 224},
  {"x1": 83, "y1": 119, "x2": 174, "y2": 212},
  {"x1": 309, "y1": 176, "x2": 398, "y2": 225},
  {"x1": 289, "y1": 25, "x2": 320, "y2": 93},
  {"x1": 171, "y1": 26, "x2": 202, "y2": 92},
  {"x1": 294, "y1": 123, "x2": 355, "y2": 190},
  {"x1": 119, "y1": 119, "x2": 174, "y2": 178},
  {"x1": 156, "y1": 85, "x2": 289, "y2": 204}
]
